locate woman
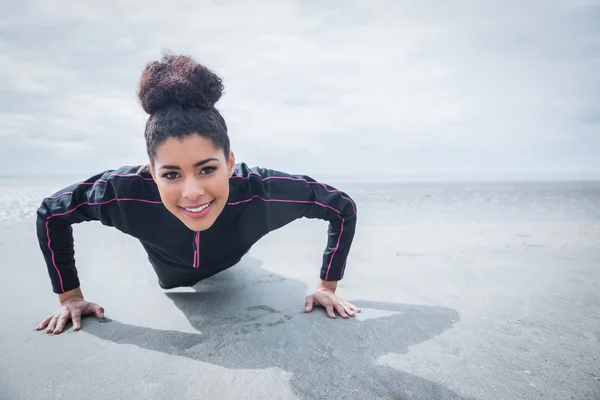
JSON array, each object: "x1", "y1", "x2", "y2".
[{"x1": 35, "y1": 53, "x2": 359, "y2": 335}]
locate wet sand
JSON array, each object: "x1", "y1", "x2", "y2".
[{"x1": 0, "y1": 180, "x2": 599, "y2": 399}]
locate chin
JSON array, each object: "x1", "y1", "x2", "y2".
[{"x1": 177, "y1": 215, "x2": 215, "y2": 232}]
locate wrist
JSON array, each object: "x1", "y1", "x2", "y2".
[
  {"x1": 317, "y1": 279, "x2": 338, "y2": 293},
  {"x1": 58, "y1": 287, "x2": 84, "y2": 305}
]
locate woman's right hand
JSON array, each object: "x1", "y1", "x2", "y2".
[{"x1": 36, "y1": 297, "x2": 105, "y2": 334}]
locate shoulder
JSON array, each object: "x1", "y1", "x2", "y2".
[
  {"x1": 228, "y1": 162, "x2": 301, "y2": 194},
  {"x1": 38, "y1": 164, "x2": 162, "y2": 219},
  {"x1": 84, "y1": 164, "x2": 152, "y2": 186},
  {"x1": 226, "y1": 162, "x2": 357, "y2": 217},
  {"x1": 97, "y1": 164, "x2": 160, "y2": 200},
  {"x1": 51, "y1": 164, "x2": 160, "y2": 202},
  {"x1": 229, "y1": 162, "x2": 275, "y2": 180},
  {"x1": 230, "y1": 162, "x2": 317, "y2": 183},
  {"x1": 228, "y1": 162, "x2": 354, "y2": 204}
]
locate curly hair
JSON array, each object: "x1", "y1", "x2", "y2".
[{"x1": 137, "y1": 52, "x2": 230, "y2": 163}]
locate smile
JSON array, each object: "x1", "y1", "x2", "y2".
[
  {"x1": 179, "y1": 200, "x2": 214, "y2": 218},
  {"x1": 183, "y1": 202, "x2": 212, "y2": 213}
]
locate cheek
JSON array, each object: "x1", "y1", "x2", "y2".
[
  {"x1": 156, "y1": 183, "x2": 180, "y2": 206},
  {"x1": 210, "y1": 176, "x2": 230, "y2": 199}
]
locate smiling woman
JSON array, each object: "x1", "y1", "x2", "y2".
[
  {"x1": 34, "y1": 52, "x2": 360, "y2": 335},
  {"x1": 152, "y1": 138, "x2": 232, "y2": 232}
]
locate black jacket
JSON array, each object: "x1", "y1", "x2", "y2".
[{"x1": 36, "y1": 162, "x2": 358, "y2": 294}]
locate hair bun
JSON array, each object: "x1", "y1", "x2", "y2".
[{"x1": 138, "y1": 52, "x2": 224, "y2": 115}]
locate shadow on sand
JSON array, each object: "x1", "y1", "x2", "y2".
[{"x1": 83, "y1": 257, "x2": 471, "y2": 400}]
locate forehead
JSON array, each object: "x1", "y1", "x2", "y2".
[{"x1": 155, "y1": 135, "x2": 221, "y2": 164}]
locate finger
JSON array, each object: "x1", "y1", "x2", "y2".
[
  {"x1": 343, "y1": 300, "x2": 361, "y2": 313},
  {"x1": 341, "y1": 302, "x2": 355, "y2": 317},
  {"x1": 46, "y1": 314, "x2": 59, "y2": 334},
  {"x1": 334, "y1": 302, "x2": 349, "y2": 318},
  {"x1": 94, "y1": 305, "x2": 105, "y2": 319},
  {"x1": 304, "y1": 296, "x2": 314, "y2": 313},
  {"x1": 325, "y1": 303, "x2": 336, "y2": 319},
  {"x1": 36, "y1": 315, "x2": 53, "y2": 331},
  {"x1": 344, "y1": 301, "x2": 361, "y2": 315},
  {"x1": 53, "y1": 311, "x2": 70, "y2": 334},
  {"x1": 71, "y1": 308, "x2": 82, "y2": 331}
]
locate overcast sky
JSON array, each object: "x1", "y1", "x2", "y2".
[{"x1": 1, "y1": 0, "x2": 599, "y2": 180}]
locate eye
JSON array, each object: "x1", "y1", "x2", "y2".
[
  {"x1": 162, "y1": 172, "x2": 180, "y2": 180},
  {"x1": 200, "y1": 166, "x2": 216, "y2": 175}
]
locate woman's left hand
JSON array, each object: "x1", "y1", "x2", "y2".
[{"x1": 304, "y1": 284, "x2": 361, "y2": 319}]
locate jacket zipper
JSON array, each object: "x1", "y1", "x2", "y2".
[{"x1": 192, "y1": 231, "x2": 200, "y2": 268}]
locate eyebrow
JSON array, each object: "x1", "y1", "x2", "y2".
[{"x1": 159, "y1": 158, "x2": 219, "y2": 170}]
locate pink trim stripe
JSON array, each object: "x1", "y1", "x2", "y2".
[
  {"x1": 47, "y1": 173, "x2": 153, "y2": 199},
  {"x1": 196, "y1": 232, "x2": 200, "y2": 268},
  {"x1": 45, "y1": 219, "x2": 65, "y2": 292},
  {"x1": 327, "y1": 217, "x2": 344, "y2": 280},
  {"x1": 46, "y1": 197, "x2": 163, "y2": 293},
  {"x1": 193, "y1": 231, "x2": 200, "y2": 268},
  {"x1": 231, "y1": 173, "x2": 356, "y2": 214},
  {"x1": 50, "y1": 198, "x2": 162, "y2": 217},
  {"x1": 227, "y1": 195, "x2": 344, "y2": 280},
  {"x1": 228, "y1": 196, "x2": 341, "y2": 214},
  {"x1": 80, "y1": 173, "x2": 154, "y2": 184}
]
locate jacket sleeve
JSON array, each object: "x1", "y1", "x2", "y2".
[
  {"x1": 36, "y1": 170, "x2": 124, "y2": 294},
  {"x1": 240, "y1": 167, "x2": 358, "y2": 281}
]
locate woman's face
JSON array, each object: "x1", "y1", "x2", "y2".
[{"x1": 150, "y1": 134, "x2": 235, "y2": 232}]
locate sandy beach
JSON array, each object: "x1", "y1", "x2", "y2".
[{"x1": 1, "y1": 178, "x2": 599, "y2": 399}]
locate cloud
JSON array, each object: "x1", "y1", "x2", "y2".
[
  {"x1": 24, "y1": 138, "x2": 95, "y2": 159},
  {"x1": 0, "y1": 114, "x2": 35, "y2": 137},
  {"x1": 0, "y1": 0, "x2": 598, "y2": 178},
  {"x1": 0, "y1": 54, "x2": 71, "y2": 95}
]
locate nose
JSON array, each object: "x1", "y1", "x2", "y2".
[{"x1": 181, "y1": 177, "x2": 204, "y2": 200}]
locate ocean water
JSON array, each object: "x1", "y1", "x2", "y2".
[
  {"x1": 336, "y1": 179, "x2": 600, "y2": 223},
  {"x1": 0, "y1": 178, "x2": 68, "y2": 224},
  {"x1": 1, "y1": 177, "x2": 599, "y2": 225}
]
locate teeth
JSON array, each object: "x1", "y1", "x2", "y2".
[{"x1": 185, "y1": 202, "x2": 211, "y2": 212}]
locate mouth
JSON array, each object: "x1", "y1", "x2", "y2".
[
  {"x1": 181, "y1": 201, "x2": 212, "y2": 212},
  {"x1": 178, "y1": 200, "x2": 214, "y2": 218}
]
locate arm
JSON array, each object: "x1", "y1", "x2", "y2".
[
  {"x1": 36, "y1": 169, "x2": 124, "y2": 294},
  {"x1": 241, "y1": 167, "x2": 357, "y2": 283}
]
